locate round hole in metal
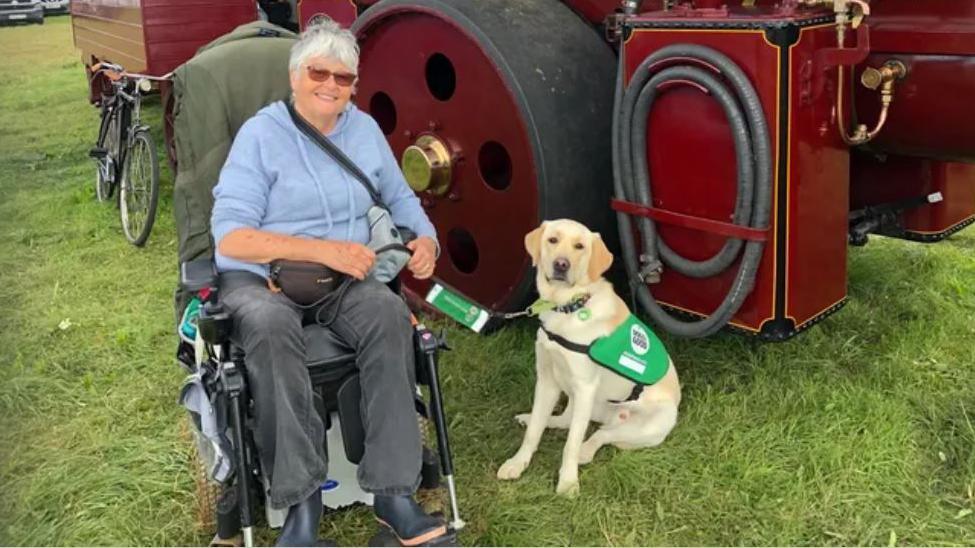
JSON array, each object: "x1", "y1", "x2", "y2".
[
  {"x1": 447, "y1": 227, "x2": 479, "y2": 274},
  {"x1": 369, "y1": 91, "x2": 397, "y2": 135},
  {"x1": 425, "y1": 53, "x2": 456, "y2": 101},
  {"x1": 478, "y1": 141, "x2": 512, "y2": 190}
]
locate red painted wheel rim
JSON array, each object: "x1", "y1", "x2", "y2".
[{"x1": 356, "y1": 8, "x2": 538, "y2": 310}]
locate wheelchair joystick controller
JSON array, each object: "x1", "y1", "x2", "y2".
[{"x1": 414, "y1": 325, "x2": 466, "y2": 533}]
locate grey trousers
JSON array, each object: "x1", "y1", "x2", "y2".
[{"x1": 219, "y1": 272, "x2": 422, "y2": 509}]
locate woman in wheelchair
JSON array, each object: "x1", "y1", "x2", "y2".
[{"x1": 209, "y1": 19, "x2": 446, "y2": 547}]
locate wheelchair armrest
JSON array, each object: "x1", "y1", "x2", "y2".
[
  {"x1": 180, "y1": 258, "x2": 218, "y2": 292},
  {"x1": 199, "y1": 301, "x2": 233, "y2": 345},
  {"x1": 180, "y1": 258, "x2": 231, "y2": 344}
]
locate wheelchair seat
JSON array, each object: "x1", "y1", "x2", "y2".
[{"x1": 303, "y1": 323, "x2": 356, "y2": 385}]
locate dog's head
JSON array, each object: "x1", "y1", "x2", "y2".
[{"x1": 525, "y1": 219, "x2": 613, "y2": 290}]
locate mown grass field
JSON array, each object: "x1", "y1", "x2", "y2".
[{"x1": 2, "y1": 16, "x2": 975, "y2": 547}]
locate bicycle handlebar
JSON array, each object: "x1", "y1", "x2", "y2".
[{"x1": 91, "y1": 62, "x2": 172, "y2": 83}]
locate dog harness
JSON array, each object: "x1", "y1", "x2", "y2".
[{"x1": 537, "y1": 302, "x2": 671, "y2": 402}]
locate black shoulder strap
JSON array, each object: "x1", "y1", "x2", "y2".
[
  {"x1": 286, "y1": 101, "x2": 387, "y2": 209},
  {"x1": 540, "y1": 326, "x2": 591, "y2": 355}
]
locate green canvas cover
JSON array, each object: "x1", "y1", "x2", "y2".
[
  {"x1": 171, "y1": 21, "x2": 297, "y2": 314},
  {"x1": 587, "y1": 314, "x2": 670, "y2": 386}
]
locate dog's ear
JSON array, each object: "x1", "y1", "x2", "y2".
[
  {"x1": 588, "y1": 233, "x2": 613, "y2": 281},
  {"x1": 525, "y1": 224, "x2": 546, "y2": 267}
]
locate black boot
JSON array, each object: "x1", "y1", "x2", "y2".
[
  {"x1": 373, "y1": 495, "x2": 451, "y2": 546},
  {"x1": 276, "y1": 490, "x2": 335, "y2": 547}
]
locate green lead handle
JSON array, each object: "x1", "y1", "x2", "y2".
[{"x1": 425, "y1": 282, "x2": 491, "y2": 332}]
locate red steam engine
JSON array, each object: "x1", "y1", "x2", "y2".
[{"x1": 73, "y1": 0, "x2": 975, "y2": 340}]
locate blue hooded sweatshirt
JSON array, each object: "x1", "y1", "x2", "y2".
[{"x1": 211, "y1": 100, "x2": 437, "y2": 279}]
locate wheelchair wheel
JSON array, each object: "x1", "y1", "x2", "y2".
[
  {"x1": 416, "y1": 415, "x2": 447, "y2": 514},
  {"x1": 181, "y1": 418, "x2": 221, "y2": 534}
]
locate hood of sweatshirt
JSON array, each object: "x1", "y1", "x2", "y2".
[{"x1": 261, "y1": 100, "x2": 361, "y2": 241}]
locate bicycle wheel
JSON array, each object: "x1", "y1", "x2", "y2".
[
  {"x1": 95, "y1": 107, "x2": 120, "y2": 202},
  {"x1": 119, "y1": 129, "x2": 160, "y2": 246}
]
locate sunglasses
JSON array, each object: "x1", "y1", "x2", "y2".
[{"x1": 305, "y1": 65, "x2": 357, "y2": 87}]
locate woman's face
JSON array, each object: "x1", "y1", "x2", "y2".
[{"x1": 290, "y1": 55, "x2": 356, "y2": 125}]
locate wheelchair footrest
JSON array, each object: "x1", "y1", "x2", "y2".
[
  {"x1": 208, "y1": 533, "x2": 243, "y2": 548},
  {"x1": 368, "y1": 520, "x2": 459, "y2": 547}
]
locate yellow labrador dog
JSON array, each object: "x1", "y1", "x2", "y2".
[{"x1": 496, "y1": 219, "x2": 681, "y2": 495}]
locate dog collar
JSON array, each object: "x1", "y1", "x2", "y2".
[{"x1": 527, "y1": 293, "x2": 591, "y2": 317}]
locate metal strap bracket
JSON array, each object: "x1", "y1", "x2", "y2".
[{"x1": 611, "y1": 198, "x2": 770, "y2": 242}]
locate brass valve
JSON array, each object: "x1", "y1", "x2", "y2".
[
  {"x1": 801, "y1": 1, "x2": 906, "y2": 146},
  {"x1": 860, "y1": 60, "x2": 907, "y2": 92},
  {"x1": 840, "y1": 59, "x2": 908, "y2": 146}
]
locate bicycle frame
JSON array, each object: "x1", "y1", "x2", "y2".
[
  {"x1": 90, "y1": 62, "x2": 167, "y2": 246},
  {"x1": 92, "y1": 66, "x2": 153, "y2": 189}
]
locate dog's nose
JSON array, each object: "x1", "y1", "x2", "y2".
[{"x1": 553, "y1": 257, "x2": 570, "y2": 272}]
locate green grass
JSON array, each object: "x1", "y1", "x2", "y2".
[{"x1": 2, "y1": 16, "x2": 975, "y2": 547}]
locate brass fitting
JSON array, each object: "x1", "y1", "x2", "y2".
[
  {"x1": 803, "y1": 0, "x2": 898, "y2": 146},
  {"x1": 839, "y1": 59, "x2": 908, "y2": 146},
  {"x1": 401, "y1": 134, "x2": 453, "y2": 196},
  {"x1": 800, "y1": 0, "x2": 870, "y2": 42},
  {"x1": 860, "y1": 60, "x2": 907, "y2": 93}
]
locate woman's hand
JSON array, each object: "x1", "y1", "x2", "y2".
[
  {"x1": 406, "y1": 237, "x2": 438, "y2": 280},
  {"x1": 318, "y1": 240, "x2": 376, "y2": 280}
]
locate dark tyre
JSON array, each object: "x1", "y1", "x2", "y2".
[
  {"x1": 95, "y1": 109, "x2": 120, "y2": 203},
  {"x1": 183, "y1": 418, "x2": 221, "y2": 531},
  {"x1": 119, "y1": 129, "x2": 160, "y2": 246}
]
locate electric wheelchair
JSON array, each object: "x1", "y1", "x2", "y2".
[
  {"x1": 170, "y1": 21, "x2": 463, "y2": 548},
  {"x1": 176, "y1": 261, "x2": 462, "y2": 547}
]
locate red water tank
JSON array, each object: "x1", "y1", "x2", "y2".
[{"x1": 622, "y1": 5, "x2": 848, "y2": 339}]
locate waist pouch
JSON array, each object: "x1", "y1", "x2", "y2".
[{"x1": 269, "y1": 259, "x2": 345, "y2": 307}]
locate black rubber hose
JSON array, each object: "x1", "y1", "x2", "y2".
[
  {"x1": 613, "y1": 43, "x2": 772, "y2": 338},
  {"x1": 633, "y1": 65, "x2": 754, "y2": 277}
]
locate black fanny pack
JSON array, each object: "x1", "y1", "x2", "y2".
[{"x1": 269, "y1": 259, "x2": 344, "y2": 308}]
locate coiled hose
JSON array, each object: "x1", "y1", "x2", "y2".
[{"x1": 612, "y1": 43, "x2": 773, "y2": 338}]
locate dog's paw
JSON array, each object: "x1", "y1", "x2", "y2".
[
  {"x1": 497, "y1": 455, "x2": 530, "y2": 480},
  {"x1": 555, "y1": 474, "x2": 580, "y2": 497},
  {"x1": 514, "y1": 413, "x2": 531, "y2": 427},
  {"x1": 578, "y1": 443, "x2": 598, "y2": 465}
]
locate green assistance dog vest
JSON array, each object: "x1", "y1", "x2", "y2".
[
  {"x1": 588, "y1": 314, "x2": 670, "y2": 386},
  {"x1": 543, "y1": 313, "x2": 670, "y2": 386}
]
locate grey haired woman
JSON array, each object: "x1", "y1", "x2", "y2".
[{"x1": 211, "y1": 17, "x2": 447, "y2": 546}]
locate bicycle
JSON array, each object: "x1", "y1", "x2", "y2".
[{"x1": 89, "y1": 62, "x2": 168, "y2": 247}]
